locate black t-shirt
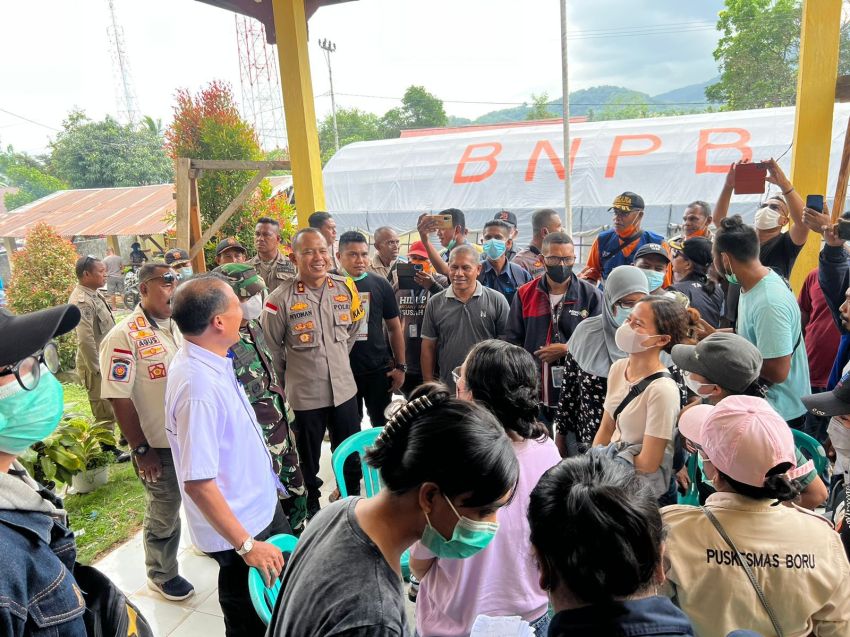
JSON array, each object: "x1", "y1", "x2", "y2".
[
  {"x1": 671, "y1": 276, "x2": 725, "y2": 328},
  {"x1": 760, "y1": 231, "x2": 803, "y2": 279},
  {"x1": 349, "y1": 273, "x2": 400, "y2": 375}
]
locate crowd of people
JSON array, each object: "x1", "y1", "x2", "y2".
[{"x1": 2, "y1": 159, "x2": 850, "y2": 637}]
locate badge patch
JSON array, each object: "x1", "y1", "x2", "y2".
[
  {"x1": 148, "y1": 363, "x2": 167, "y2": 380},
  {"x1": 128, "y1": 321, "x2": 138, "y2": 331},
  {"x1": 138, "y1": 345, "x2": 165, "y2": 359},
  {"x1": 298, "y1": 333, "x2": 314, "y2": 344},
  {"x1": 264, "y1": 302, "x2": 279, "y2": 315},
  {"x1": 333, "y1": 294, "x2": 348, "y2": 303},
  {"x1": 136, "y1": 316, "x2": 148, "y2": 328},
  {"x1": 339, "y1": 313, "x2": 350, "y2": 322},
  {"x1": 290, "y1": 302, "x2": 308, "y2": 311},
  {"x1": 134, "y1": 336, "x2": 161, "y2": 349},
  {"x1": 109, "y1": 356, "x2": 132, "y2": 382},
  {"x1": 294, "y1": 321, "x2": 315, "y2": 332},
  {"x1": 113, "y1": 347, "x2": 132, "y2": 355},
  {"x1": 129, "y1": 329, "x2": 155, "y2": 340}
]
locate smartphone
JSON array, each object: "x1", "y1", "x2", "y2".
[
  {"x1": 806, "y1": 194, "x2": 824, "y2": 213},
  {"x1": 426, "y1": 214, "x2": 454, "y2": 230},
  {"x1": 396, "y1": 262, "x2": 419, "y2": 289},
  {"x1": 734, "y1": 162, "x2": 767, "y2": 195},
  {"x1": 838, "y1": 219, "x2": 850, "y2": 241}
]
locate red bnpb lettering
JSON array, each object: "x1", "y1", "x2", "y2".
[
  {"x1": 524, "y1": 139, "x2": 582, "y2": 182},
  {"x1": 453, "y1": 142, "x2": 502, "y2": 184},
  {"x1": 605, "y1": 134, "x2": 662, "y2": 178},
  {"x1": 696, "y1": 128, "x2": 752, "y2": 174}
]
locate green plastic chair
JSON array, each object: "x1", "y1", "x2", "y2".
[
  {"x1": 678, "y1": 452, "x2": 701, "y2": 506},
  {"x1": 792, "y1": 428, "x2": 828, "y2": 477},
  {"x1": 332, "y1": 427, "x2": 383, "y2": 498},
  {"x1": 248, "y1": 533, "x2": 298, "y2": 625},
  {"x1": 331, "y1": 427, "x2": 410, "y2": 579}
]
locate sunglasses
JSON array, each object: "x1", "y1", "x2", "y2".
[
  {"x1": 141, "y1": 272, "x2": 178, "y2": 285},
  {"x1": 0, "y1": 341, "x2": 60, "y2": 391}
]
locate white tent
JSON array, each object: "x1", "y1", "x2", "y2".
[{"x1": 324, "y1": 104, "x2": 850, "y2": 251}]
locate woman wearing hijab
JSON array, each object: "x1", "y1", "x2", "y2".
[{"x1": 553, "y1": 266, "x2": 649, "y2": 455}]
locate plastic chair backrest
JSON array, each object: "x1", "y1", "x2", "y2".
[
  {"x1": 678, "y1": 452, "x2": 701, "y2": 506},
  {"x1": 331, "y1": 427, "x2": 383, "y2": 498},
  {"x1": 792, "y1": 428, "x2": 827, "y2": 477},
  {"x1": 248, "y1": 533, "x2": 299, "y2": 626}
]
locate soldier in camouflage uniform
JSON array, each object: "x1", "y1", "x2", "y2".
[{"x1": 214, "y1": 263, "x2": 307, "y2": 533}]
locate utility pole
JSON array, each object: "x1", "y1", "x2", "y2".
[
  {"x1": 560, "y1": 0, "x2": 572, "y2": 235},
  {"x1": 318, "y1": 38, "x2": 340, "y2": 152}
]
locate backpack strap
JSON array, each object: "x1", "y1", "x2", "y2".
[{"x1": 613, "y1": 371, "x2": 673, "y2": 421}]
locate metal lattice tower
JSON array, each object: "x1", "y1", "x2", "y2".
[
  {"x1": 235, "y1": 15, "x2": 287, "y2": 151},
  {"x1": 106, "y1": 0, "x2": 140, "y2": 126}
]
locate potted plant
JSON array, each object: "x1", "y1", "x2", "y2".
[{"x1": 65, "y1": 418, "x2": 115, "y2": 494}]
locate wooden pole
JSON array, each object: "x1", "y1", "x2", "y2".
[
  {"x1": 189, "y1": 177, "x2": 206, "y2": 273},
  {"x1": 833, "y1": 116, "x2": 850, "y2": 221},
  {"x1": 3, "y1": 237, "x2": 16, "y2": 273},
  {"x1": 175, "y1": 158, "x2": 191, "y2": 254}
]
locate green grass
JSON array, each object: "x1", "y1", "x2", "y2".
[{"x1": 59, "y1": 382, "x2": 146, "y2": 564}]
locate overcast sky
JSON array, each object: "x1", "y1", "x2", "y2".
[{"x1": 0, "y1": 0, "x2": 724, "y2": 155}]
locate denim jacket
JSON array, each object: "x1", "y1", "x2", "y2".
[
  {"x1": 818, "y1": 243, "x2": 850, "y2": 387},
  {"x1": 0, "y1": 464, "x2": 86, "y2": 637},
  {"x1": 548, "y1": 596, "x2": 694, "y2": 637}
]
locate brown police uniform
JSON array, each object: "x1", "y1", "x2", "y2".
[
  {"x1": 99, "y1": 305, "x2": 185, "y2": 585},
  {"x1": 260, "y1": 273, "x2": 363, "y2": 510},
  {"x1": 249, "y1": 252, "x2": 297, "y2": 295},
  {"x1": 662, "y1": 492, "x2": 850, "y2": 637},
  {"x1": 69, "y1": 283, "x2": 116, "y2": 428}
]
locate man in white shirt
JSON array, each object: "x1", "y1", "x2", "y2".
[{"x1": 165, "y1": 273, "x2": 287, "y2": 637}]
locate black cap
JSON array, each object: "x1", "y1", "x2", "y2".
[
  {"x1": 634, "y1": 242, "x2": 670, "y2": 263},
  {"x1": 671, "y1": 332, "x2": 762, "y2": 393},
  {"x1": 215, "y1": 237, "x2": 248, "y2": 257},
  {"x1": 609, "y1": 191, "x2": 645, "y2": 212},
  {"x1": 164, "y1": 248, "x2": 190, "y2": 265},
  {"x1": 803, "y1": 371, "x2": 850, "y2": 417},
  {"x1": 679, "y1": 236, "x2": 713, "y2": 269},
  {"x1": 0, "y1": 305, "x2": 81, "y2": 367},
  {"x1": 494, "y1": 210, "x2": 517, "y2": 227}
]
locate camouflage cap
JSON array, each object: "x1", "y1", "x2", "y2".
[{"x1": 214, "y1": 263, "x2": 266, "y2": 299}]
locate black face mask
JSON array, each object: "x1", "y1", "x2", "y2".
[{"x1": 546, "y1": 264, "x2": 572, "y2": 283}]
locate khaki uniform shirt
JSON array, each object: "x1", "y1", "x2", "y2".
[
  {"x1": 99, "y1": 305, "x2": 183, "y2": 448},
  {"x1": 249, "y1": 252, "x2": 297, "y2": 295},
  {"x1": 512, "y1": 246, "x2": 546, "y2": 279},
  {"x1": 69, "y1": 284, "x2": 115, "y2": 373},
  {"x1": 368, "y1": 254, "x2": 395, "y2": 280},
  {"x1": 260, "y1": 274, "x2": 360, "y2": 411},
  {"x1": 662, "y1": 492, "x2": 850, "y2": 637}
]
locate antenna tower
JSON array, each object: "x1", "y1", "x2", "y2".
[
  {"x1": 106, "y1": 0, "x2": 140, "y2": 126},
  {"x1": 235, "y1": 16, "x2": 287, "y2": 151}
]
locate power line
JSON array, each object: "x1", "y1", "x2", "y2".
[
  {"x1": 0, "y1": 108, "x2": 60, "y2": 131},
  {"x1": 326, "y1": 92, "x2": 714, "y2": 108}
]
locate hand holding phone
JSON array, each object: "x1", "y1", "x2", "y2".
[{"x1": 806, "y1": 194, "x2": 824, "y2": 213}]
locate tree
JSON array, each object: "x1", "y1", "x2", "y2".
[
  {"x1": 6, "y1": 222, "x2": 79, "y2": 370},
  {"x1": 0, "y1": 145, "x2": 67, "y2": 210},
  {"x1": 165, "y1": 81, "x2": 293, "y2": 266},
  {"x1": 706, "y1": 0, "x2": 850, "y2": 110},
  {"x1": 318, "y1": 107, "x2": 383, "y2": 164},
  {"x1": 379, "y1": 85, "x2": 448, "y2": 137},
  {"x1": 49, "y1": 109, "x2": 173, "y2": 188},
  {"x1": 526, "y1": 93, "x2": 556, "y2": 120}
]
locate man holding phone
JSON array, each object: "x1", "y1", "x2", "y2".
[{"x1": 415, "y1": 208, "x2": 482, "y2": 278}]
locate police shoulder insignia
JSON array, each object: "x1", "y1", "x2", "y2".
[
  {"x1": 136, "y1": 316, "x2": 148, "y2": 328},
  {"x1": 109, "y1": 356, "x2": 132, "y2": 382},
  {"x1": 128, "y1": 321, "x2": 138, "y2": 331}
]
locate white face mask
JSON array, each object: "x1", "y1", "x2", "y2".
[
  {"x1": 241, "y1": 294, "x2": 263, "y2": 320},
  {"x1": 614, "y1": 322, "x2": 661, "y2": 354},
  {"x1": 684, "y1": 373, "x2": 715, "y2": 398},
  {"x1": 754, "y1": 205, "x2": 782, "y2": 230}
]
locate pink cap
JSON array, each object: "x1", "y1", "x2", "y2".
[
  {"x1": 678, "y1": 396, "x2": 796, "y2": 488},
  {"x1": 407, "y1": 240, "x2": 429, "y2": 259}
]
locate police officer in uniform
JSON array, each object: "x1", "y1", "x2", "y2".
[
  {"x1": 69, "y1": 255, "x2": 125, "y2": 459},
  {"x1": 216, "y1": 263, "x2": 307, "y2": 534},
  {"x1": 261, "y1": 228, "x2": 363, "y2": 519},
  {"x1": 99, "y1": 262, "x2": 195, "y2": 601},
  {"x1": 250, "y1": 216, "x2": 296, "y2": 294}
]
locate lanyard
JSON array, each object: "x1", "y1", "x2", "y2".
[{"x1": 550, "y1": 294, "x2": 567, "y2": 344}]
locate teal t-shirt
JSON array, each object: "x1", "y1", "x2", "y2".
[{"x1": 737, "y1": 270, "x2": 810, "y2": 420}]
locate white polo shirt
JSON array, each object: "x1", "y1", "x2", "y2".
[{"x1": 165, "y1": 341, "x2": 279, "y2": 553}]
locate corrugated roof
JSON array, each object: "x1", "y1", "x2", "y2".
[{"x1": 0, "y1": 184, "x2": 174, "y2": 239}]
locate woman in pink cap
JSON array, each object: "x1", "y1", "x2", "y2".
[{"x1": 663, "y1": 395, "x2": 850, "y2": 637}]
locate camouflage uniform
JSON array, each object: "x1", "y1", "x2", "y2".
[{"x1": 216, "y1": 263, "x2": 307, "y2": 533}]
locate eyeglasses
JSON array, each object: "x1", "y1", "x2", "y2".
[
  {"x1": 612, "y1": 209, "x2": 640, "y2": 218},
  {"x1": 0, "y1": 341, "x2": 60, "y2": 391},
  {"x1": 141, "y1": 272, "x2": 178, "y2": 285},
  {"x1": 543, "y1": 256, "x2": 576, "y2": 266},
  {"x1": 615, "y1": 300, "x2": 638, "y2": 310}
]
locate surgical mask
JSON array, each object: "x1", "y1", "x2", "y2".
[
  {"x1": 640, "y1": 268, "x2": 665, "y2": 292},
  {"x1": 241, "y1": 294, "x2": 264, "y2": 320},
  {"x1": 721, "y1": 256, "x2": 739, "y2": 285},
  {"x1": 546, "y1": 264, "x2": 572, "y2": 284},
  {"x1": 612, "y1": 305, "x2": 633, "y2": 327},
  {"x1": 420, "y1": 494, "x2": 499, "y2": 559},
  {"x1": 179, "y1": 267, "x2": 193, "y2": 279},
  {"x1": 446, "y1": 238, "x2": 457, "y2": 252},
  {"x1": 684, "y1": 373, "x2": 715, "y2": 397},
  {"x1": 754, "y1": 205, "x2": 782, "y2": 230},
  {"x1": 342, "y1": 269, "x2": 368, "y2": 281},
  {"x1": 616, "y1": 223, "x2": 640, "y2": 238},
  {"x1": 614, "y1": 322, "x2": 660, "y2": 354},
  {"x1": 482, "y1": 239, "x2": 507, "y2": 261},
  {"x1": 0, "y1": 367, "x2": 64, "y2": 454}
]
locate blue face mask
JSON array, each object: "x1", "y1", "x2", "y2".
[
  {"x1": 0, "y1": 367, "x2": 64, "y2": 454},
  {"x1": 640, "y1": 268, "x2": 665, "y2": 291},
  {"x1": 420, "y1": 494, "x2": 499, "y2": 559},
  {"x1": 612, "y1": 304, "x2": 633, "y2": 327},
  {"x1": 179, "y1": 267, "x2": 193, "y2": 280},
  {"x1": 482, "y1": 239, "x2": 507, "y2": 261}
]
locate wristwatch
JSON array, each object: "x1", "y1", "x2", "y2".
[
  {"x1": 394, "y1": 363, "x2": 408, "y2": 373},
  {"x1": 236, "y1": 536, "x2": 255, "y2": 556},
  {"x1": 131, "y1": 444, "x2": 150, "y2": 457}
]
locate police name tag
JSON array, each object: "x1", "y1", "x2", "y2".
[{"x1": 409, "y1": 323, "x2": 418, "y2": 338}]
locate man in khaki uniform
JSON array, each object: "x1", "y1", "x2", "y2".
[
  {"x1": 99, "y1": 263, "x2": 195, "y2": 602},
  {"x1": 69, "y1": 256, "x2": 122, "y2": 445},
  {"x1": 368, "y1": 226, "x2": 400, "y2": 280},
  {"x1": 261, "y1": 228, "x2": 363, "y2": 519},
  {"x1": 250, "y1": 216, "x2": 296, "y2": 294}
]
